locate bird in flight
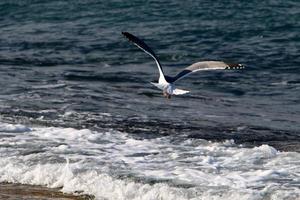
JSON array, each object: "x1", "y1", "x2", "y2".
[{"x1": 122, "y1": 32, "x2": 244, "y2": 99}]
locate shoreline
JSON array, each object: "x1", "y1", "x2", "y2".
[{"x1": 0, "y1": 182, "x2": 93, "y2": 200}]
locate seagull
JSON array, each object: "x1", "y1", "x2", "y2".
[{"x1": 122, "y1": 32, "x2": 244, "y2": 99}]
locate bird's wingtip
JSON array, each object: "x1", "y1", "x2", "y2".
[
  {"x1": 121, "y1": 32, "x2": 131, "y2": 37},
  {"x1": 225, "y1": 63, "x2": 245, "y2": 70},
  {"x1": 238, "y1": 63, "x2": 245, "y2": 68},
  {"x1": 121, "y1": 32, "x2": 134, "y2": 42}
]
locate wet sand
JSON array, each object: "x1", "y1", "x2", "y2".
[{"x1": 0, "y1": 183, "x2": 94, "y2": 200}]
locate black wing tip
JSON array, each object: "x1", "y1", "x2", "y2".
[
  {"x1": 225, "y1": 63, "x2": 245, "y2": 70},
  {"x1": 121, "y1": 31, "x2": 138, "y2": 44},
  {"x1": 122, "y1": 32, "x2": 134, "y2": 40},
  {"x1": 121, "y1": 31, "x2": 129, "y2": 36}
]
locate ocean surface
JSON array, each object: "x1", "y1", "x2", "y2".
[{"x1": 0, "y1": 0, "x2": 299, "y2": 199}]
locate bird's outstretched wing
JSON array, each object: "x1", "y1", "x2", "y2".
[
  {"x1": 122, "y1": 32, "x2": 166, "y2": 82},
  {"x1": 169, "y1": 61, "x2": 244, "y2": 83}
]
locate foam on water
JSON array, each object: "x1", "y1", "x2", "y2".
[
  {"x1": 0, "y1": 122, "x2": 299, "y2": 200},
  {"x1": 0, "y1": 122, "x2": 31, "y2": 133}
]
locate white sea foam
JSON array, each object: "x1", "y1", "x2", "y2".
[
  {"x1": 31, "y1": 83, "x2": 66, "y2": 89},
  {"x1": 0, "y1": 122, "x2": 31, "y2": 133},
  {"x1": 0, "y1": 122, "x2": 299, "y2": 200}
]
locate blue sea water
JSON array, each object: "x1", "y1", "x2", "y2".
[{"x1": 0, "y1": 1, "x2": 299, "y2": 199}]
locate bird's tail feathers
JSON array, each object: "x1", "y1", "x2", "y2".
[{"x1": 173, "y1": 88, "x2": 190, "y2": 95}]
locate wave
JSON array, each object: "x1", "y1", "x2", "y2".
[{"x1": 0, "y1": 122, "x2": 299, "y2": 200}]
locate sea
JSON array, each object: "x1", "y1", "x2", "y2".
[{"x1": 0, "y1": 0, "x2": 299, "y2": 199}]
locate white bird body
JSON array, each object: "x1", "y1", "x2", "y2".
[
  {"x1": 151, "y1": 81, "x2": 189, "y2": 97},
  {"x1": 122, "y1": 32, "x2": 244, "y2": 98}
]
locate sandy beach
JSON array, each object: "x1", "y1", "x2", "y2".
[{"x1": 0, "y1": 183, "x2": 93, "y2": 200}]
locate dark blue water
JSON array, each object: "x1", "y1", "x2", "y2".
[{"x1": 0, "y1": 0, "x2": 299, "y2": 152}]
